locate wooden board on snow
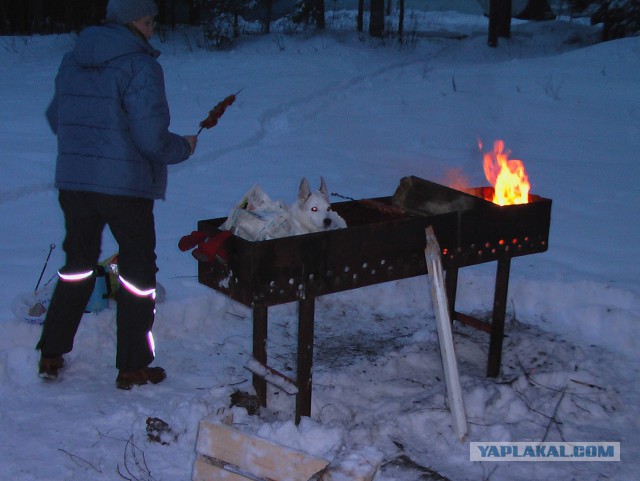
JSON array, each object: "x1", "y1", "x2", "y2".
[
  {"x1": 193, "y1": 415, "x2": 329, "y2": 481},
  {"x1": 425, "y1": 226, "x2": 468, "y2": 442}
]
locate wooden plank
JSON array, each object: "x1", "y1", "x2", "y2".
[
  {"x1": 196, "y1": 418, "x2": 329, "y2": 481},
  {"x1": 193, "y1": 456, "x2": 257, "y2": 481},
  {"x1": 425, "y1": 227, "x2": 468, "y2": 442}
]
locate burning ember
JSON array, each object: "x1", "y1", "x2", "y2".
[{"x1": 480, "y1": 140, "x2": 531, "y2": 206}]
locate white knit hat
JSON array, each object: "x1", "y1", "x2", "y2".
[{"x1": 106, "y1": 0, "x2": 158, "y2": 25}]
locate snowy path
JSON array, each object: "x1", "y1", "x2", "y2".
[{"x1": 1, "y1": 16, "x2": 639, "y2": 481}]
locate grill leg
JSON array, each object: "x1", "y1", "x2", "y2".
[
  {"x1": 487, "y1": 258, "x2": 511, "y2": 377},
  {"x1": 296, "y1": 297, "x2": 315, "y2": 424},
  {"x1": 252, "y1": 305, "x2": 268, "y2": 407},
  {"x1": 445, "y1": 266, "x2": 459, "y2": 322}
]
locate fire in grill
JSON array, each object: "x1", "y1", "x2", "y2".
[{"x1": 196, "y1": 175, "x2": 552, "y2": 423}]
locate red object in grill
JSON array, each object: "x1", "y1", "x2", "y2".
[{"x1": 196, "y1": 176, "x2": 552, "y2": 423}]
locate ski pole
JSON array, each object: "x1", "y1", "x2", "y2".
[{"x1": 35, "y1": 243, "x2": 55, "y2": 292}]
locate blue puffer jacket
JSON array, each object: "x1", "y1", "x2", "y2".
[{"x1": 46, "y1": 24, "x2": 191, "y2": 200}]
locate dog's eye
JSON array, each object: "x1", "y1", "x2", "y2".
[
  {"x1": 311, "y1": 207, "x2": 318, "y2": 212},
  {"x1": 327, "y1": 207, "x2": 332, "y2": 212}
]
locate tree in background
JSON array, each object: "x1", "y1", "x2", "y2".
[
  {"x1": 590, "y1": 0, "x2": 640, "y2": 40},
  {"x1": 290, "y1": 0, "x2": 325, "y2": 29},
  {"x1": 4, "y1": 0, "x2": 638, "y2": 43},
  {"x1": 195, "y1": 0, "x2": 251, "y2": 48},
  {"x1": 397, "y1": 0, "x2": 405, "y2": 37},
  {"x1": 0, "y1": 0, "x2": 107, "y2": 34},
  {"x1": 368, "y1": 0, "x2": 384, "y2": 37},
  {"x1": 357, "y1": 0, "x2": 364, "y2": 32}
]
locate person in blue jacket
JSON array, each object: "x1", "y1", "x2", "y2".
[{"x1": 36, "y1": 0, "x2": 198, "y2": 390}]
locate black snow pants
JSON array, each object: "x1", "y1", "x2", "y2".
[{"x1": 37, "y1": 190, "x2": 158, "y2": 371}]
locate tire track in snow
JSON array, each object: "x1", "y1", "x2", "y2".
[
  {"x1": 0, "y1": 182, "x2": 54, "y2": 206},
  {"x1": 187, "y1": 57, "x2": 428, "y2": 166}
]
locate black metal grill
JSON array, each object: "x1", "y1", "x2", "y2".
[{"x1": 196, "y1": 176, "x2": 552, "y2": 422}]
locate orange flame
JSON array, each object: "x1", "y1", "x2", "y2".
[{"x1": 481, "y1": 140, "x2": 530, "y2": 205}]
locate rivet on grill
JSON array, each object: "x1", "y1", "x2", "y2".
[
  {"x1": 288, "y1": 278, "x2": 294, "y2": 285},
  {"x1": 362, "y1": 262, "x2": 368, "y2": 269},
  {"x1": 344, "y1": 266, "x2": 350, "y2": 273}
]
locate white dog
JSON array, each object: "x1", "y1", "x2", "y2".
[{"x1": 288, "y1": 177, "x2": 346, "y2": 235}]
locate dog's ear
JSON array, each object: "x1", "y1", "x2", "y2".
[
  {"x1": 319, "y1": 176, "x2": 329, "y2": 200},
  {"x1": 298, "y1": 177, "x2": 311, "y2": 201}
]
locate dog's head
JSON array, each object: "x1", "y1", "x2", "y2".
[{"x1": 290, "y1": 177, "x2": 334, "y2": 233}]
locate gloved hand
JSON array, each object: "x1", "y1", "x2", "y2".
[
  {"x1": 191, "y1": 230, "x2": 233, "y2": 265},
  {"x1": 178, "y1": 231, "x2": 208, "y2": 252}
]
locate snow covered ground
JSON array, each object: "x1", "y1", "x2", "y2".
[{"x1": 1, "y1": 8, "x2": 639, "y2": 481}]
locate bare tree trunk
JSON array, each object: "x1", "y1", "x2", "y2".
[
  {"x1": 369, "y1": 0, "x2": 384, "y2": 38},
  {"x1": 262, "y1": 0, "x2": 272, "y2": 34},
  {"x1": 488, "y1": 0, "x2": 512, "y2": 47},
  {"x1": 398, "y1": 0, "x2": 404, "y2": 37},
  {"x1": 357, "y1": 0, "x2": 364, "y2": 32},
  {"x1": 314, "y1": 0, "x2": 325, "y2": 30},
  {"x1": 0, "y1": 0, "x2": 8, "y2": 34}
]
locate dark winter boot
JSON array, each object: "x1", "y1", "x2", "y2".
[
  {"x1": 116, "y1": 366, "x2": 166, "y2": 390},
  {"x1": 38, "y1": 354, "x2": 65, "y2": 380}
]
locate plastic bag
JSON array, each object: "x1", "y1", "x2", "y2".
[{"x1": 221, "y1": 184, "x2": 293, "y2": 241}]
